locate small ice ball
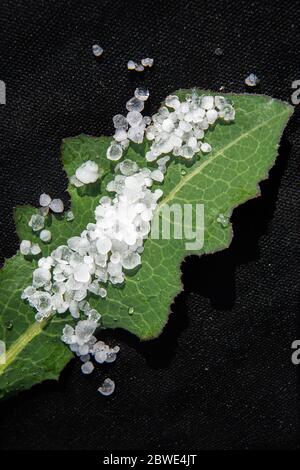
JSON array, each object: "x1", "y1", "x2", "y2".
[
  {"x1": 127, "y1": 60, "x2": 137, "y2": 70},
  {"x1": 33, "y1": 267, "x2": 51, "y2": 288},
  {"x1": 39, "y1": 193, "x2": 51, "y2": 207},
  {"x1": 200, "y1": 142, "x2": 212, "y2": 153},
  {"x1": 206, "y1": 109, "x2": 218, "y2": 124},
  {"x1": 134, "y1": 87, "x2": 149, "y2": 101},
  {"x1": 165, "y1": 95, "x2": 180, "y2": 109},
  {"x1": 126, "y1": 97, "x2": 144, "y2": 113},
  {"x1": 127, "y1": 126, "x2": 145, "y2": 144},
  {"x1": 81, "y1": 361, "x2": 94, "y2": 374},
  {"x1": 30, "y1": 243, "x2": 41, "y2": 255},
  {"x1": 201, "y1": 95, "x2": 214, "y2": 110},
  {"x1": 141, "y1": 57, "x2": 154, "y2": 67},
  {"x1": 135, "y1": 63, "x2": 144, "y2": 72},
  {"x1": 20, "y1": 240, "x2": 31, "y2": 255},
  {"x1": 75, "y1": 160, "x2": 99, "y2": 184},
  {"x1": 119, "y1": 159, "x2": 139, "y2": 176},
  {"x1": 98, "y1": 378, "x2": 115, "y2": 396},
  {"x1": 28, "y1": 214, "x2": 45, "y2": 231},
  {"x1": 150, "y1": 169, "x2": 164, "y2": 182},
  {"x1": 40, "y1": 229, "x2": 52, "y2": 243},
  {"x1": 107, "y1": 143, "x2": 123, "y2": 161},
  {"x1": 127, "y1": 110, "x2": 143, "y2": 127},
  {"x1": 114, "y1": 129, "x2": 128, "y2": 142},
  {"x1": 121, "y1": 252, "x2": 141, "y2": 270},
  {"x1": 113, "y1": 114, "x2": 128, "y2": 129},
  {"x1": 245, "y1": 73, "x2": 259, "y2": 87},
  {"x1": 49, "y1": 198, "x2": 64, "y2": 213},
  {"x1": 96, "y1": 236, "x2": 112, "y2": 255},
  {"x1": 92, "y1": 44, "x2": 103, "y2": 57},
  {"x1": 74, "y1": 263, "x2": 91, "y2": 283},
  {"x1": 162, "y1": 118, "x2": 175, "y2": 132}
]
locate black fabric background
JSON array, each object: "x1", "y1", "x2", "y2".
[{"x1": 0, "y1": 0, "x2": 299, "y2": 451}]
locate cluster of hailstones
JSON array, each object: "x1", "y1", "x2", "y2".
[
  {"x1": 106, "y1": 88, "x2": 235, "y2": 163},
  {"x1": 21, "y1": 90, "x2": 235, "y2": 392}
]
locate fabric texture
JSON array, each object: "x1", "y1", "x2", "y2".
[{"x1": 0, "y1": 0, "x2": 299, "y2": 450}]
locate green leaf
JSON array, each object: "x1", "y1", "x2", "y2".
[{"x1": 0, "y1": 91, "x2": 293, "y2": 400}]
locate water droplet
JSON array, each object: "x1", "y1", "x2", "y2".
[
  {"x1": 5, "y1": 321, "x2": 13, "y2": 330},
  {"x1": 181, "y1": 168, "x2": 187, "y2": 176},
  {"x1": 217, "y1": 213, "x2": 229, "y2": 227},
  {"x1": 128, "y1": 306, "x2": 134, "y2": 315}
]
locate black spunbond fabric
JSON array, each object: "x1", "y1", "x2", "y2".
[{"x1": 0, "y1": 0, "x2": 299, "y2": 450}]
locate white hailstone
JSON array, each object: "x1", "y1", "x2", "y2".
[
  {"x1": 165, "y1": 95, "x2": 180, "y2": 109},
  {"x1": 193, "y1": 128, "x2": 204, "y2": 139},
  {"x1": 180, "y1": 145, "x2": 194, "y2": 159},
  {"x1": 206, "y1": 109, "x2": 218, "y2": 124},
  {"x1": 220, "y1": 105, "x2": 235, "y2": 121},
  {"x1": 114, "y1": 129, "x2": 128, "y2": 142},
  {"x1": 75, "y1": 320, "x2": 97, "y2": 344},
  {"x1": 150, "y1": 169, "x2": 164, "y2": 182},
  {"x1": 66, "y1": 210, "x2": 74, "y2": 221},
  {"x1": 245, "y1": 73, "x2": 259, "y2": 87},
  {"x1": 28, "y1": 214, "x2": 45, "y2": 231},
  {"x1": 20, "y1": 240, "x2": 31, "y2": 255},
  {"x1": 73, "y1": 263, "x2": 91, "y2": 283},
  {"x1": 200, "y1": 142, "x2": 212, "y2": 153},
  {"x1": 162, "y1": 118, "x2": 175, "y2": 132},
  {"x1": 201, "y1": 95, "x2": 214, "y2": 110},
  {"x1": 98, "y1": 378, "x2": 115, "y2": 396},
  {"x1": 75, "y1": 160, "x2": 99, "y2": 185},
  {"x1": 31, "y1": 291, "x2": 52, "y2": 316},
  {"x1": 30, "y1": 243, "x2": 41, "y2": 255},
  {"x1": 92, "y1": 44, "x2": 103, "y2": 57},
  {"x1": 81, "y1": 361, "x2": 94, "y2": 374},
  {"x1": 96, "y1": 236, "x2": 112, "y2": 254},
  {"x1": 188, "y1": 136, "x2": 198, "y2": 150},
  {"x1": 21, "y1": 286, "x2": 36, "y2": 300},
  {"x1": 135, "y1": 63, "x2": 144, "y2": 72},
  {"x1": 80, "y1": 354, "x2": 91, "y2": 362},
  {"x1": 99, "y1": 287, "x2": 107, "y2": 298},
  {"x1": 49, "y1": 198, "x2": 64, "y2": 213},
  {"x1": 134, "y1": 87, "x2": 149, "y2": 101},
  {"x1": 179, "y1": 120, "x2": 192, "y2": 132},
  {"x1": 127, "y1": 110, "x2": 143, "y2": 127},
  {"x1": 169, "y1": 134, "x2": 182, "y2": 148},
  {"x1": 40, "y1": 229, "x2": 52, "y2": 243},
  {"x1": 127, "y1": 126, "x2": 145, "y2": 144},
  {"x1": 127, "y1": 60, "x2": 137, "y2": 70},
  {"x1": 119, "y1": 159, "x2": 139, "y2": 176},
  {"x1": 33, "y1": 267, "x2": 51, "y2": 287},
  {"x1": 70, "y1": 175, "x2": 84, "y2": 187},
  {"x1": 121, "y1": 252, "x2": 141, "y2": 270},
  {"x1": 39, "y1": 193, "x2": 51, "y2": 207},
  {"x1": 143, "y1": 116, "x2": 151, "y2": 125},
  {"x1": 78, "y1": 344, "x2": 89, "y2": 356},
  {"x1": 113, "y1": 114, "x2": 127, "y2": 129},
  {"x1": 38, "y1": 256, "x2": 53, "y2": 270},
  {"x1": 141, "y1": 57, "x2": 154, "y2": 67},
  {"x1": 107, "y1": 143, "x2": 123, "y2": 161},
  {"x1": 126, "y1": 97, "x2": 144, "y2": 113}
]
